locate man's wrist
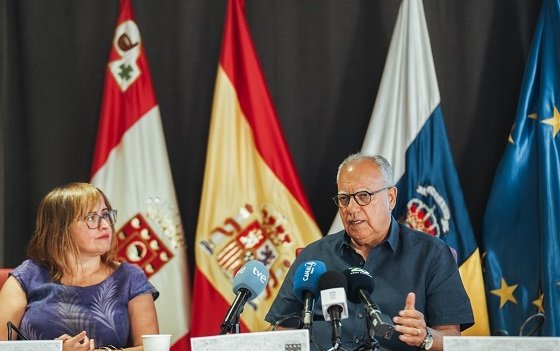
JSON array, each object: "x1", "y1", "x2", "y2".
[{"x1": 418, "y1": 327, "x2": 433, "y2": 350}]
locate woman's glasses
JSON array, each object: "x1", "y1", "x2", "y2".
[{"x1": 82, "y1": 210, "x2": 118, "y2": 229}]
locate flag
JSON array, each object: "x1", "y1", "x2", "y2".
[
  {"x1": 191, "y1": 0, "x2": 322, "y2": 337},
  {"x1": 90, "y1": 0, "x2": 191, "y2": 349},
  {"x1": 482, "y1": 0, "x2": 560, "y2": 336},
  {"x1": 330, "y1": 0, "x2": 490, "y2": 335}
]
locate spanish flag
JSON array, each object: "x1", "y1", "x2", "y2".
[
  {"x1": 191, "y1": 0, "x2": 322, "y2": 336},
  {"x1": 90, "y1": 0, "x2": 191, "y2": 349}
]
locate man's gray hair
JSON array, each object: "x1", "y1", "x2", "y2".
[{"x1": 336, "y1": 153, "x2": 394, "y2": 186}]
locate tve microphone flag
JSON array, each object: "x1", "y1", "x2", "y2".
[
  {"x1": 329, "y1": 0, "x2": 489, "y2": 335},
  {"x1": 482, "y1": 0, "x2": 560, "y2": 336},
  {"x1": 191, "y1": 0, "x2": 322, "y2": 337},
  {"x1": 90, "y1": 0, "x2": 191, "y2": 349}
]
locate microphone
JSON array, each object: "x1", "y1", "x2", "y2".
[
  {"x1": 220, "y1": 260, "x2": 269, "y2": 334},
  {"x1": 293, "y1": 260, "x2": 327, "y2": 329},
  {"x1": 318, "y1": 271, "x2": 349, "y2": 347},
  {"x1": 343, "y1": 267, "x2": 394, "y2": 340}
]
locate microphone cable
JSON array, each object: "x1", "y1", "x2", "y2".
[
  {"x1": 7, "y1": 321, "x2": 28, "y2": 340},
  {"x1": 519, "y1": 312, "x2": 545, "y2": 336},
  {"x1": 271, "y1": 313, "x2": 303, "y2": 331}
]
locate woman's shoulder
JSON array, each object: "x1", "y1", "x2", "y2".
[
  {"x1": 111, "y1": 262, "x2": 159, "y2": 300},
  {"x1": 11, "y1": 259, "x2": 52, "y2": 291},
  {"x1": 112, "y1": 261, "x2": 149, "y2": 280},
  {"x1": 12, "y1": 259, "x2": 48, "y2": 277}
]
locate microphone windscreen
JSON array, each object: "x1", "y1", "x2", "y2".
[
  {"x1": 232, "y1": 260, "x2": 269, "y2": 301},
  {"x1": 317, "y1": 270, "x2": 348, "y2": 292},
  {"x1": 343, "y1": 267, "x2": 375, "y2": 303},
  {"x1": 293, "y1": 260, "x2": 327, "y2": 302}
]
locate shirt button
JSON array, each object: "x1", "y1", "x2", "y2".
[
  {"x1": 360, "y1": 260, "x2": 364, "y2": 266},
  {"x1": 357, "y1": 313, "x2": 363, "y2": 318},
  {"x1": 355, "y1": 339, "x2": 360, "y2": 344}
]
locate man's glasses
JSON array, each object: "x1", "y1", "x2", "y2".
[
  {"x1": 82, "y1": 210, "x2": 117, "y2": 229},
  {"x1": 332, "y1": 187, "x2": 391, "y2": 208}
]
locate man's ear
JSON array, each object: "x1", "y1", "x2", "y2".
[{"x1": 388, "y1": 186, "x2": 398, "y2": 210}]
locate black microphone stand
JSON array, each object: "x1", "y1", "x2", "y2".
[
  {"x1": 220, "y1": 298, "x2": 246, "y2": 334},
  {"x1": 220, "y1": 312, "x2": 241, "y2": 334},
  {"x1": 353, "y1": 314, "x2": 380, "y2": 351},
  {"x1": 302, "y1": 294, "x2": 315, "y2": 330},
  {"x1": 354, "y1": 337, "x2": 379, "y2": 351}
]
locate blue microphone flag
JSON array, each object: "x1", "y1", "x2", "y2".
[
  {"x1": 232, "y1": 260, "x2": 269, "y2": 301},
  {"x1": 293, "y1": 260, "x2": 327, "y2": 302}
]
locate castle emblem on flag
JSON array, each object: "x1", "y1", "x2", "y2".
[
  {"x1": 116, "y1": 213, "x2": 174, "y2": 277},
  {"x1": 108, "y1": 20, "x2": 141, "y2": 92},
  {"x1": 199, "y1": 204, "x2": 294, "y2": 300},
  {"x1": 401, "y1": 184, "x2": 451, "y2": 238}
]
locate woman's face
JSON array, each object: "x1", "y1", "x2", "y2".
[{"x1": 72, "y1": 198, "x2": 114, "y2": 259}]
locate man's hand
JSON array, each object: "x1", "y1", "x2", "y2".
[{"x1": 392, "y1": 292, "x2": 426, "y2": 348}]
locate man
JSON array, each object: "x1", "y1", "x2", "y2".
[{"x1": 265, "y1": 154, "x2": 473, "y2": 351}]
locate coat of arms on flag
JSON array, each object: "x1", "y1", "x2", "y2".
[
  {"x1": 108, "y1": 20, "x2": 141, "y2": 91},
  {"x1": 199, "y1": 203, "x2": 296, "y2": 299},
  {"x1": 401, "y1": 184, "x2": 451, "y2": 237}
]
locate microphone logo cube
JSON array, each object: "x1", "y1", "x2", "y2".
[{"x1": 320, "y1": 287, "x2": 349, "y2": 321}]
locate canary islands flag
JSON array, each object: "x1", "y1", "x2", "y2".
[
  {"x1": 190, "y1": 0, "x2": 322, "y2": 337},
  {"x1": 482, "y1": 0, "x2": 560, "y2": 336},
  {"x1": 331, "y1": 0, "x2": 490, "y2": 335}
]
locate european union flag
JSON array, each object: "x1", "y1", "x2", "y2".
[{"x1": 482, "y1": 0, "x2": 560, "y2": 336}]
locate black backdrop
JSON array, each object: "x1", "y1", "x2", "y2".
[{"x1": 0, "y1": 0, "x2": 543, "y2": 277}]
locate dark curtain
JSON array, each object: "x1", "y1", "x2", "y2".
[{"x1": 0, "y1": 0, "x2": 542, "y2": 277}]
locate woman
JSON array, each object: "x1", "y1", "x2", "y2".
[{"x1": 0, "y1": 182, "x2": 159, "y2": 351}]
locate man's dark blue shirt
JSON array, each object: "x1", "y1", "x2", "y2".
[{"x1": 265, "y1": 217, "x2": 474, "y2": 351}]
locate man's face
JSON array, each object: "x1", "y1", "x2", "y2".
[{"x1": 337, "y1": 160, "x2": 397, "y2": 247}]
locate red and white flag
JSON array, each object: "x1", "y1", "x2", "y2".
[
  {"x1": 190, "y1": 0, "x2": 322, "y2": 337},
  {"x1": 90, "y1": 0, "x2": 191, "y2": 349}
]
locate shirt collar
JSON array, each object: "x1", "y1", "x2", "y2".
[{"x1": 339, "y1": 216, "x2": 399, "y2": 253}]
